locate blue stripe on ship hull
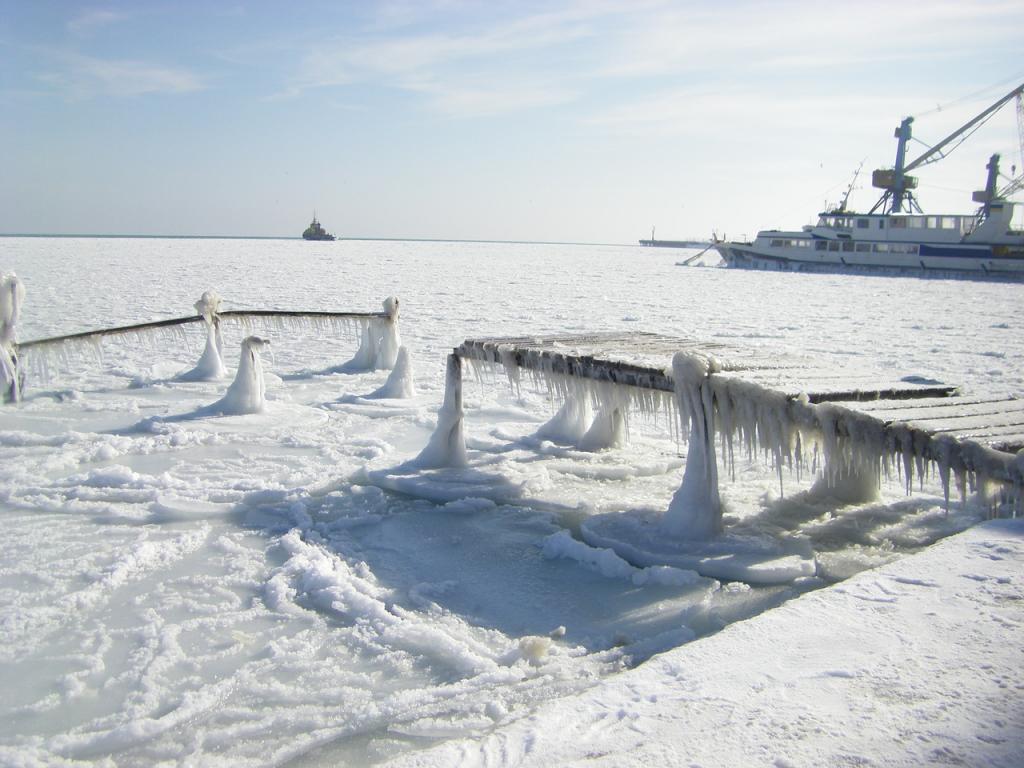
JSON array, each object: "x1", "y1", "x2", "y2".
[{"x1": 918, "y1": 243, "x2": 991, "y2": 258}]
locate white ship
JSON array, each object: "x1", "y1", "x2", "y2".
[{"x1": 715, "y1": 82, "x2": 1024, "y2": 279}]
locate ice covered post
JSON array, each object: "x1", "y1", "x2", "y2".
[
  {"x1": 348, "y1": 296, "x2": 402, "y2": 370},
  {"x1": 662, "y1": 352, "x2": 724, "y2": 539},
  {"x1": 179, "y1": 291, "x2": 227, "y2": 381},
  {"x1": 211, "y1": 336, "x2": 270, "y2": 415},
  {"x1": 416, "y1": 353, "x2": 468, "y2": 467},
  {"x1": 0, "y1": 273, "x2": 26, "y2": 404}
]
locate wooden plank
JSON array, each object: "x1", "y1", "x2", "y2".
[
  {"x1": 851, "y1": 396, "x2": 1024, "y2": 419},
  {"x1": 714, "y1": 370, "x2": 956, "y2": 402}
]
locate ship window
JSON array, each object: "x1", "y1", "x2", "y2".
[
  {"x1": 857, "y1": 219, "x2": 869, "y2": 228},
  {"x1": 941, "y1": 217, "x2": 958, "y2": 229},
  {"x1": 770, "y1": 239, "x2": 783, "y2": 247},
  {"x1": 815, "y1": 240, "x2": 827, "y2": 251},
  {"x1": 890, "y1": 218, "x2": 907, "y2": 228},
  {"x1": 908, "y1": 217, "x2": 925, "y2": 228},
  {"x1": 855, "y1": 243, "x2": 871, "y2": 252},
  {"x1": 878, "y1": 220, "x2": 885, "y2": 228},
  {"x1": 926, "y1": 216, "x2": 938, "y2": 228},
  {"x1": 842, "y1": 241, "x2": 854, "y2": 252},
  {"x1": 873, "y1": 243, "x2": 888, "y2": 252},
  {"x1": 910, "y1": 245, "x2": 919, "y2": 254},
  {"x1": 828, "y1": 242, "x2": 840, "y2": 251}
]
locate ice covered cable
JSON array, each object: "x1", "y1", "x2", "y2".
[
  {"x1": 178, "y1": 291, "x2": 227, "y2": 381},
  {"x1": 0, "y1": 273, "x2": 25, "y2": 404}
]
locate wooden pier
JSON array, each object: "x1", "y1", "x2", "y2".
[{"x1": 432, "y1": 332, "x2": 1023, "y2": 526}]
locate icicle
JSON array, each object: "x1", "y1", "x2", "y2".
[
  {"x1": 662, "y1": 352, "x2": 722, "y2": 540},
  {"x1": 416, "y1": 354, "x2": 468, "y2": 468},
  {"x1": 208, "y1": 336, "x2": 269, "y2": 415},
  {"x1": 368, "y1": 346, "x2": 416, "y2": 399},
  {"x1": 0, "y1": 273, "x2": 26, "y2": 403}
]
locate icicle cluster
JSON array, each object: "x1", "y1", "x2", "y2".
[
  {"x1": 460, "y1": 342, "x2": 1022, "y2": 524},
  {"x1": 1, "y1": 272, "x2": 26, "y2": 403},
  {"x1": 464, "y1": 351, "x2": 675, "y2": 453},
  {"x1": 669, "y1": 352, "x2": 1024, "y2": 518}
]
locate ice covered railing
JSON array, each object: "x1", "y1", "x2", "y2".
[
  {"x1": 10, "y1": 291, "x2": 403, "y2": 394},
  {"x1": 420, "y1": 332, "x2": 1024, "y2": 531}
]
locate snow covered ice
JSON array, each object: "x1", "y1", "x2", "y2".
[{"x1": 0, "y1": 236, "x2": 1022, "y2": 766}]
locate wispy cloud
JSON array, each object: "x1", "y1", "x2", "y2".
[
  {"x1": 279, "y1": 3, "x2": 607, "y2": 114},
  {"x1": 403, "y1": 75, "x2": 578, "y2": 118},
  {"x1": 37, "y1": 51, "x2": 206, "y2": 98},
  {"x1": 67, "y1": 8, "x2": 131, "y2": 36}
]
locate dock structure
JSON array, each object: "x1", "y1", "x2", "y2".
[{"x1": 425, "y1": 332, "x2": 1023, "y2": 534}]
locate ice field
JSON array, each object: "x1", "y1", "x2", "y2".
[{"x1": 1, "y1": 237, "x2": 1022, "y2": 766}]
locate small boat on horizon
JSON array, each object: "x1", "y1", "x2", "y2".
[
  {"x1": 302, "y1": 213, "x2": 336, "y2": 241},
  {"x1": 714, "y1": 81, "x2": 1024, "y2": 279}
]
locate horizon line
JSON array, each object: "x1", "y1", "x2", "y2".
[{"x1": 0, "y1": 233, "x2": 638, "y2": 248}]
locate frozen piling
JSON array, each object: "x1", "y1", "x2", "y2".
[{"x1": 0, "y1": 273, "x2": 26, "y2": 403}]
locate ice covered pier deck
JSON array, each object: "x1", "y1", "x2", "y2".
[{"x1": 433, "y1": 333, "x2": 1023, "y2": 523}]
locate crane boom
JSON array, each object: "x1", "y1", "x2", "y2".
[
  {"x1": 871, "y1": 81, "x2": 1024, "y2": 214},
  {"x1": 904, "y1": 81, "x2": 1024, "y2": 173}
]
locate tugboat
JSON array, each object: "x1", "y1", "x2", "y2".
[
  {"x1": 302, "y1": 213, "x2": 336, "y2": 241},
  {"x1": 714, "y1": 81, "x2": 1024, "y2": 279}
]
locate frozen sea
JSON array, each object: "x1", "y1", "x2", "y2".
[{"x1": 0, "y1": 237, "x2": 1022, "y2": 766}]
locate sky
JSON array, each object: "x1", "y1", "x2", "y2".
[{"x1": 2, "y1": 0, "x2": 1023, "y2": 243}]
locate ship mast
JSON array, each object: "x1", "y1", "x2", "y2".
[{"x1": 870, "y1": 80, "x2": 1024, "y2": 215}]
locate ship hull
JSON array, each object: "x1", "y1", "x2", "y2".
[{"x1": 716, "y1": 241, "x2": 1024, "y2": 280}]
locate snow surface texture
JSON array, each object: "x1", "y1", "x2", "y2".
[
  {"x1": 391, "y1": 519, "x2": 1024, "y2": 768},
  {"x1": 0, "y1": 238, "x2": 1022, "y2": 766},
  {"x1": 0, "y1": 272, "x2": 25, "y2": 403}
]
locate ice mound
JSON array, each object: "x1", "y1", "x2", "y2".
[{"x1": 368, "y1": 346, "x2": 416, "y2": 399}]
